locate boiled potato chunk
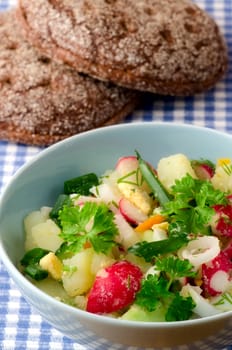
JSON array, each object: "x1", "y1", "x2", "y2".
[
  {"x1": 62, "y1": 248, "x2": 94, "y2": 297},
  {"x1": 31, "y1": 219, "x2": 63, "y2": 252},
  {"x1": 33, "y1": 277, "x2": 73, "y2": 304},
  {"x1": 157, "y1": 153, "x2": 197, "y2": 192},
  {"x1": 24, "y1": 207, "x2": 52, "y2": 251},
  {"x1": 74, "y1": 295, "x2": 87, "y2": 310},
  {"x1": 91, "y1": 252, "x2": 115, "y2": 275},
  {"x1": 211, "y1": 158, "x2": 232, "y2": 192}
]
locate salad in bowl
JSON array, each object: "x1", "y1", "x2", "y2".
[{"x1": 20, "y1": 150, "x2": 232, "y2": 323}]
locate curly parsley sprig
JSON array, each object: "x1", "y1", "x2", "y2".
[
  {"x1": 58, "y1": 202, "x2": 118, "y2": 257},
  {"x1": 163, "y1": 174, "x2": 228, "y2": 234},
  {"x1": 135, "y1": 256, "x2": 196, "y2": 321}
]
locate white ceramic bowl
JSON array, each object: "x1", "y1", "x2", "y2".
[{"x1": 0, "y1": 122, "x2": 232, "y2": 349}]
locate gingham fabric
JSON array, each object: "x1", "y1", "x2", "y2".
[{"x1": 0, "y1": 0, "x2": 232, "y2": 349}]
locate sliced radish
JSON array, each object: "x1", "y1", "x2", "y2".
[
  {"x1": 191, "y1": 161, "x2": 215, "y2": 180},
  {"x1": 114, "y1": 212, "x2": 140, "y2": 249},
  {"x1": 209, "y1": 270, "x2": 231, "y2": 293},
  {"x1": 115, "y1": 156, "x2": 139, "y2": 177},
  {"x1": 178, "y1": 277, "x2": 188, "y2": 287},
  {"x1": 115, "y1": 155, "x2": 156, "y2": 198},
  {"x1": 201, "y1": 252, "x2": 232, "y2": 296},
  {"x1": 223, "y1": 238, "x2": 232, "y2": 259},
  {"x1": 86, "y1": 260, "x2": 143, "y2": 314},
  {"x1": 119, "y1": 197, "x2": 148, "y2": 225},
  {"x1": 212, "y1": 204, "x2": 232, "y2": 237}
]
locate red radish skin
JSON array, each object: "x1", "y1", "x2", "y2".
[
  {"x1": 119, "y1": 198, "x2": 148, "y2": 225},
  {"x1": 86, "y1": 260, "x2": 143, "y2": 314},
  {"x1": 114, "y1": 212, "x2": 140, "y2": 249},
  {"x1": 212, "y1": 204, "x2": 232, "y2": 237},
  {"x1": 192, "y1": 162, "x2": 214, "y2": 180},
  {"x1": 115, "y1": 156, "x2": 139, "y2": 176},
  {"x1": 201, "y1": 252, "x2": 232, "y2": 296},
  {"x1": 223, "y1": 239, "x2": 232, "y2": 259},
  {"x1": 178, "y1": 277, "x2": 188, "y2": 287},
  {"x1": 116, "y1": 156, "x2": 156, "y2": 176}
]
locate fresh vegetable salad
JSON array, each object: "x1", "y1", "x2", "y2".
[{"x1": 20, "y1": 152, "x2": 232, "y2": 322}]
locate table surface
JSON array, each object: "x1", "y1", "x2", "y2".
[{"x1": 1, "y1": 0, "x2": 232, "y2": 349}]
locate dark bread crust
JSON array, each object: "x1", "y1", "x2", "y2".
[
  {"x1": 17, "y1": 0, "x2": 228, "y2": 95},
  {"x1": 0, "y1": 112, "x2": 133, "y2": 146},
  {"x1": 0, "y1": 10, "x2": 139, "y2": 146}
]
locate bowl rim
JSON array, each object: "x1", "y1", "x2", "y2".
[
  {"x1": 1, "y1": 120, "x2": 232, "y2": 185},
  {"x1": 1, "y1": 246, "x2": 232, "y2": 330},
  {"x1": 0, "y1": 121, "x2": 232, "y2": 329}
]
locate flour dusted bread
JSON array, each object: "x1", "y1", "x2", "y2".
[
  {"x1": 18, "y1": 0, "x2": 228, "y2": 95},
  {"x1": 0, "y1": 10, "x2": 139, "y2": 146}
]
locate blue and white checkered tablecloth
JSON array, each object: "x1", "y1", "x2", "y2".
[{"x1": 1, "y1": 0, "x2": 232, "y2": 349}]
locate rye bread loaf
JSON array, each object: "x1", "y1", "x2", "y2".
[
  {"x1": 17, "y1": 0, "x2": 228, "y2": 96},
  {"x1": 0, "y1": 9, "x2": 139, "y2": 146}
]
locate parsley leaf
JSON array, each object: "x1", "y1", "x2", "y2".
[
  {"x1": 135, "y1": 256, "x2": 196, "y2": 321},
  {"x1": 163, "y1": 174, "x2": 227, "y2": 234},
  {"x1": 165, "y1": 293, "x2": 195, "y2": 322},
  {"x1": 59, "y1": 202, "x2": 118, "y2": 255},
  {"x1": 56, "y1": 239, "x2": 87, "y2": 259},
  {"x1": 135, "y1": 274, "x2": 171, "y2": 312},
  {"x1": 155, "y1": 256, "x2": 197, "y2": 283},
  {"x1": 168, "y1": 221, "x2": 189, "y2": 238}
]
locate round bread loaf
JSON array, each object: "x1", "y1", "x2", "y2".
[
  {"x1": 17, "y1": 0, "x2": 228, "y2": 95},
  {"x1": 0, "y1": 10, "x2": 139, "y2": 146}
]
